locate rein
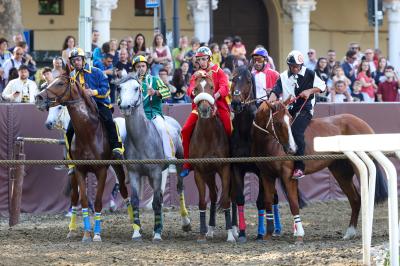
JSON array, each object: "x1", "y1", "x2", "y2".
[{"x1": 45, "y1": 78, "x2": 82, "y2": 108}]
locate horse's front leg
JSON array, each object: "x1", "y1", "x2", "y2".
[
  {"x1": 260, "y1": 173, "x2": 275, "y2": 241},
  {"x1": 151, "y1": 172, "x2": 164, "y2": 242},
  {"x1": 112, "y1": 164, "x2": 134, "y2": 224},
  {"x1": 177, "y1": 173, "x2": 191, "y2": 232},
  {"x1": 67, "y1": 172, "x2": 79, "y2": 239},
  {"x1": 219, "y1": 164, "x2": 235, "y2": 243},
  {"x1": 194, "y1": 172, "x2": 207, "y2": 243},
  {"x1": 128, "y1": 170, "x2": 142, "y2": 241},
  {"x1": 232, "y1": 166, "x2": 245, "y2": 242},
  {"x1": 92, "y1": 167, "x2": 108, "y2": 242},
  {"x1": 76, "y1": 169, "x2": 91, "y2": 243}
]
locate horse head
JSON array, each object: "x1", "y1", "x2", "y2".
[
  {"x1": 115, "y1": 74, "x2": 142, "y2": 116},
  {"x1": 231, "y1": 65, "x2": 253, "y2": 113},
  {"x1": 45, "y1": 105, "x2": 67, "y2": 130},
  {"x1": 256, "y1": 98, "x2": 297, "y2": 154},
  {"x1": 193, "y1": 73, "x2": 214, "y2": 119}
]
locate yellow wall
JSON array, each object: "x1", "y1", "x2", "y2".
[{"x1": 20, "y1": 0, "x2": 194, "y2": 51}]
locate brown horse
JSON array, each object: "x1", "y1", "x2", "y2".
[
  {"x1": 190, "y1": 75, "x2": 235, "y2": 242},
  {"x1": 35, "y1": 74, "x2": 132, "y2": 242},
  {"x1": 252, "y1": 100, "x2": 388, "y2": 243}
]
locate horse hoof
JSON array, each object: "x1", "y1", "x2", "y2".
[
  {"x1": 82, "y1": 236, "x2": 92, "y2": 243},
  {"x1": 66, "y1": 230, "x2": 78, "y2": 239},
  {"x1": 197, "y1": 235, "x2": 207, "y2": 243},
  {"x1": 152, "y1": 233, "x2": 162, "y2": 243},
  {"x1": 227, "y1": 237, "x2": 236, "y2": 243},
  {"x1": 182, "y1": 223, "x2": 192, "y2": 232},
  {"x1": 343, "y1": 226, "x2": 357, "y2": 240},
  {"x1": 93, "y1": 234, "x2": 102, "y2": 242},
  {"x1": 262, "y1": 234, "x2": 272, "y2": 242},
  {"x1": 238, "y1": 236, "x2": 247, "y2": 244},
  {"x1": 255, "y1": 234, "x2": 264, "y2": 242},
  {"x1": 272, "y1": 230, "x2": 282, "y2": 238},
  {"x1": 295, "y1": 236, "x2": 304, "y2": 245}
]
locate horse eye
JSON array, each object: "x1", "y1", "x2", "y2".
[
  {"x1": 58, "y1": 106, "x2": 62, "y2": 110},
  {"x1": 57, "y1": 82, "x2": 64, "y2": 86}
]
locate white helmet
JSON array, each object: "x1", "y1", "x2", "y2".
[{"x1": 286, "y1": 50, "x2": 305, "y2": 65}]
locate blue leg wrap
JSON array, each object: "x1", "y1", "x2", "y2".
[
  {"x1": 273, "y1": 204, "x2": 282, "y2": 233},
  {"x1": 94, "y1": 212, "x2": 101, "y2": 235},
  {"x1": 82, "y1": 208, "x2": 91, "y2": 232},
  {"x1": 257, "y1": 210, "x2": 265, "y2": 236}
]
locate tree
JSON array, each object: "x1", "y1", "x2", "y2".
[{"x1": 0, "y1": 0, "x2": 23, "y2": 43}]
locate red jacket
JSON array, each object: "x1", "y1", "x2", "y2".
[{"x1": 187, "y1": 64, "x2": 230, "y2": 112}]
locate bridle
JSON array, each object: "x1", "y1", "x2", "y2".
[
  {"x1": 43, "y1": 77, "x2": 82, "y2": 109},
  {"x1": 252, "y1": 106, "x2": 281, "y2": 142}
]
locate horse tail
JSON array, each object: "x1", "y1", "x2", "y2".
[
  {"x1": 278, "y1": 178, "x2": 308, "y2": 209},
  {"x1": 374, "y1": 161, "x2": 388, "y2": 204}
]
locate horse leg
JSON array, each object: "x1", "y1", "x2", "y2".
[
  {"x1": 151, "y1": 174, "x2": 164, "y2": 242},
  {"x1": 92, "y1": 168, "x2": 107, "y2": 242},
  {"x1": 328, "y1": 161, "x2": 360, "y2": 240},
  {"x1": 260, "y1": 174, "x2": 275, "y2": 241},
  {"x1": 128, "y1": 171, "x2": 142, "y2": 241},
  {"x1": 112, "y1": 164, "x2": 134, "y2": 224},
  {"x1": 281, "y1": 165, "x2": 304, "y2": 244},
  {"x1": 67, "y1": 172, "x2": 79, "y2": 239},
  {"x1": 219, "y1": 165, "x2": 235, "y2": 243},
  {"x1": 232, "y1": 167, "x2": 246, "y2": 243},
  {"x1": 194, "y1": 172, "x2": 207, "y2": 243},
  {"x1": 272, "y1": 188, "x2": 282, "y2": 237},
  {"x1": 76, "y1": 170, "x2": 92, "y2": 243},
  {"x1": 177, "y1": 173, "x2": 191, "y2": 232},
  {"x1": 205, "y1": 175, "x2": 217, "y2": 240},
  {"x1": 256, "y1": 175, "x2": 266, "y2": 241}
]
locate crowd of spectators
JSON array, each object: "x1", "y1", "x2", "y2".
[{"x1": 0, "y1": 31, "x2": 399, "y2": 104}]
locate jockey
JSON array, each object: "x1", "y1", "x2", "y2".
[
  {"x1": 66, "y1": 47, "x2": 124, "y2": 161},
  {"x1": 180, "y1": 46, "x2": 231, "y2": 177},
  {"x1": 251, "y1": 47, "x2": 279, "y2": 107},
  {"x1": 269, "y1": 50, "x2": 326, "y2": 179},
  {"x1": 132, "y1": 55, "x2": 174, "y2": 160}
]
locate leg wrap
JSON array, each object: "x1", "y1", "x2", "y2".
[
  {"x1": 257, "y1": 210, "x2": 265, "y2": 236},
  {"x1": 154, "y1": 210, "x2": 163, "y2": 234},
  {"x1": 94, "y1": 212, "x2": 102, "y2": 235},
  {"x1": 200, "y1": 210, "x2": 207, "y2": 235},
  {"x1": 224, "y1": 208, "x2": 232, "y2": 230},
  {"x1": 69, "y1": 206, "x2": 78, "y2": 231},
  {"x1": 82, "y1": 208, "x2": 91, "y2": 232},
  {"x1": 179, "y1": 193, "x2": 189, "y2": 217},
  {"x1": 273, "y1": 204, "x2": 282, "y2": 233},
  {"x1": 237, "y1": 205, "x2": 246, "y2": 231},
  {"x1": 209, "y1": 202, "x2": 216, "y2": 227},
  {"x1": 266, "y1": 211, "x2": 274, "y2": 235},
  {"x1": 231, "y1": 202, "x2": 238, "y2": 227},
  {"x1": 124, "y1": 198, "x2": 134, "y2": 224}
]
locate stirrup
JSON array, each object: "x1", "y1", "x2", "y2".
[
  {"x1": 179, "y1": 168, "x2": 191, "y2": 178},
  {"x1": 292, "y1": 169, "x2": 305, "y2": 180},
  {"x1": 112, "y1": 148, "x2": 124, "y2": 160}
]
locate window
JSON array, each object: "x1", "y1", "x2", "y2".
[
  {"x1": 135, "y1": 0, "x2": 155, "y2": 16},
  {"x1": 39, "y1": 0, "x2": 63, "y2": 15}
]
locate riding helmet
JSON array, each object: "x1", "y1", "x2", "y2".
[
  {"x1": 251, "y1": 47, "x2": 269, "y2": 58},
  {"x1": 132, "y1": 55, "x2": 148, "y2": 66},
  {"x1": 286, "y1": 50, "x2": 304, "y2": 65},
  {"x1": 68, "y1": 47, "x2": 85, "y2": 61},
  {"x1": 195, "y1": 46, "x2": 212, "y2": 58}
]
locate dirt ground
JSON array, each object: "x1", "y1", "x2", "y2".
[{"x1": 0, "y1": 200, "x2": 390, "y2": 265}]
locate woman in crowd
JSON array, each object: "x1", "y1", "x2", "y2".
[
  {"x1": 51, "y1": 56, "x2": 65, "y2": 78},
  {"x1": 356, "y1": 60, "x2": 377, "y2": 102},
  {"x1": 109, "y1": 39, "x2": 119, "y2": 66},
  {"x1": 210, "y1": 43, "x2": 221, "y2": 67},
  {"x1": 61, "y1": 36, "x2": 76, "y2": 64},
  {"x1": 151, "y1": 33, "x2": 171, "y2": 76},
  {"x1": 372, "y1": 57, "x2": 387, "y2": 85}
]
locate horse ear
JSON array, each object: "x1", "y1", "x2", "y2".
[{"x1": 64, "y1": 63, "x2": 72, "y2": 76}]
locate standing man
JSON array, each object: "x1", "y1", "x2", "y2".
[
  {"x1": 92, "y1": 30, "x2": 100, "y2": 51},
  {"x1": 269, "y1": 50, "x2": 326, "y2": 179},
  {"x1": 2, "y1": 65, "x2": 38, "y2": 103}
]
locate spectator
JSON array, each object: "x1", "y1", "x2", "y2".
[
  {"x1": 364, "y1": 48, "x2": 376, "y2": 73},
  {"x1": 332, "y1": 66, "x2": 351, "y2": 91},
  {"x1": 40, "y1": 67, "x2": 54, "y2": 90},
  {"x1": 92, "y1": 41, "x2": 110, "y2": 65},
  {"x1": 372, "y1": 57, "x2": 387, "y2": 85},
  {"x1": 8, "y1": 33, "x2": 24, "y2": 53},
  {"x1": 0, "y1": 38, "x2": 11, "y2": 91},
  {"x1": 115, "y1": 48, "x2": 133, "y2": 78},
  {"x1": 373, "y1": 48, "x2": 383, "y2": 69},
  {"x1": 351, "y1": 80, "x2": 366, "y2": 102},
  {"x1": 184, "y1": 37, "x2": 200, "y2": 74},
  {"x1": 94, "y1": 54, "x2": 116, "y2": 102},
  {"x1": 348, "y1": 42, "x2": 363, "y2": 63},
  {"x1": 172, "y1": 35, "x2": 190, "y2": 69},
  {"x1": 2, "y1": 47, "x2": 25, "y2": 84},
  {"x1": 52, "y1": 56, "x2": 65, "y2": 78},
  {"x1": 377, "y1": 66, "x2": 400, "y2": 102},
  {"x1": 210, "y1": 43, "x2": 221, "y2": 67},
  {"x1": 16, "y1": 41, "x2": 37, "y2": 80},
  {"x1": 126, "y1": 36, "x2": 134, "y2": 60},
  {"x1": 315, "y1": 57, "x2": 330, "y2": 84},
  {"x1": 151, "y1": 33, "x2": 172, "y2": 76},
  {"x1": 329, "y1": 80, "x2": 352, "y2": 103},
  {"x1": 231, "y1": 36, "x2": 246, "y2": 66},
  {"x1": 92, "y1": 30, "x2": 100, "y2": 51},
  {"x1": 341, "y1": 50, "x2": 358, "y2": 88},
  {"x1": 170, "y1": 68, "x2": 190, "y2": 104},
  {"x1": 109, "y1": 39, "x2": 119, "y2": 66},
  {"x1": 356, "y1": 60, "x2": 377, "y2": 102},
  {"x1": 326, "y1": 49, "x2": 340, "y2": 77},
  {"x1": 2, "y1": 65, "x2": 38, "y2": 103},
  {"x1": 61, "y1": 35, "x2": 76, "y2": 64},
  {"x1": 223, "y1": 36, "x2": 233, "y2": 51},
  {"x1": 159, "y1": 68, "x2": 176, "y2": 103},
  {"x1": 305, "y1": 48, "x2": 317, "y2": 70},
  {"x1": 162, "y1": 61, "x2": 174, "y2": 81},
  {"x1": 133, "y1": 33, "x2": 151, "y2": 58},
  {"x1": 180, "y1": 61, "x2": 191, "y2": 87},
  {"x1": 118, "y1": 39, "x2": 128, "y2": 52}
]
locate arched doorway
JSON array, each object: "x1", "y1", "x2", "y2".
[{"x1": 213, "y1": 0, "x2": 268, "y2": 55}]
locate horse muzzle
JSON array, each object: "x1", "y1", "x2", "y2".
[
  {"x1": 283, "y1": 144, "x2": 297, "y2": 155},
  {"x1": 119, "y1": 104, "x2": 132, "y2": 116},
  {"x1": 230, "y1": 100, "x2": 243, "y2": 113},
  {"x1": 45, "y1": 121, "x2": 54, "y2": 130},
  {"x1": 35, "y1": 95, "x2": 48, "y2": 111}
]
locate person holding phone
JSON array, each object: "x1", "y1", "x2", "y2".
[{"x1": 2, "y1": 65, "x2": 38, "y2": 103}]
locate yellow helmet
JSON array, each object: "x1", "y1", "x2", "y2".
[
  {"x1": 69, "y1": 47, "x2": 85, "y2": 60},
  {"x1": 132, "y1": 55, "x2": 148, "y2": 66}
]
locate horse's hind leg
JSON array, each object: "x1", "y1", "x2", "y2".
[
  {"x1": 272, "y1": 187, "x2": 282, "y2": 237},
  {"x1": 205, "y1": 175, "x2": 217, "y2": 239},
  {"x1": 92, "y1": 168, "x2": 108, "y2": 242},
  {"x1": 128, "y1": 171, "x2": 142, "y2": 241},
  {"x1": 328, "y1": 161, "x2": 360, "y2": 240},
  {"x1": 256, "y1": 175, "x2": 266, "y2": 240},
  {"x1": 232, "y1": 166, "x2": 246, "y2": 242},
  {"x1": 151, "y1": 174, "x2": 164, "y2": 242},
  {"x1": 260, "y1": 174, "x2": 276, "y2": 241},
  {"x1": 218, "y1": 165, "x2": 235, "y2": 243},
  {"x1": 112, "y1": 164, "x2": 134, "y2": 224},
  {"x1": 194, "y1": 172, "x2": 207, "y2": 243},
  {"x1": 67, "y1": 173, "x2": 79, "y2": 239},
  {"x1": 76, "y1": 170, "x2": 92, "y2": 242},
  {"x1": 177, "y1": 173, "x2": 191, "y2": 232}
]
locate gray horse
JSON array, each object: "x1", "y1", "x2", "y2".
[{"x1": 117, "y1": 74, "x2": 191, "y2": 241}]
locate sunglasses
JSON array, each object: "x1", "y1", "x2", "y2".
[
  {"x1": 307, "y1": 52, "x2": 314, "y2": 55},
  {"x1": 196, "y1": 57, "x2": 209, "y2": 62},
  {"x1": 16, "y1": 53, "x2": 23, "y2": 55}
]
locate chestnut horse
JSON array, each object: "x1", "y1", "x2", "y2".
[
  {"x1": 190, "y1": 75, "x2": 235, "y2": 243},
  {"x1": 252, "y1": 100, "x2": 388, "y2": 243},
  {"x1": 35, "y1": 74, "x2": 132, "y2": 242}
]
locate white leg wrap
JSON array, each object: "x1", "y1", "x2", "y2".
[
  {"x1": 343, "y1": 226, "x2": 357, "y2": 240},
  {"x1": 232, "y1": 225, "x2": 239, "y2": 239},
  {"x1": 293, "y1": 215, "x2": 305, "y2": 237},
  {"x1": 227, "y1": 229, "x2": 236, "y2": 243},
  {"x1": 132, "y1": 230, "x2": 142, "y2": 240},
  {"x1": 182, "y1": 216, "x2": 191, "y2": 226},
  {"x1": 153, "y1": 232, "x2": 162, "y2": 241},
  {"x1": 206, "y1": 226, "x2": 214, "y2": 238},
  {"x1": 93, "y1": 234, "x2": 102, "y2": 242}
]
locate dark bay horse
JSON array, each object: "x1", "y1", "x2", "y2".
[
  {"x1": 190, "y1": 75, "x2": 235, "y2": 242},
  {"x1": 230, "y1": 65, "x2": 280, "y2": 243},
  {"x1": 252, "y1": 101, "x2": 388, "y2": 243},
  {"x1": 35, "y1": 74, "x2": 132, "y2": 242}
]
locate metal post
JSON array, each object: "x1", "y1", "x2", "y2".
[
  {"x1": 160, "y1": 0, "x2": 166, "y2": 38},
  {"x1": 154, "y1": 7, "x2": 159, "y2": 34},
  {"x1": 374, "y1": 0, "x2": 379, "y2": 49},
  {"x1": 79, "y1": 0, "x2": 92, "y2": 64},
  {"x1": 172, "y1": 0, "x2": 180, "y2": 48},
  {"x1": 209, "y1": 0, "x2": 214, "y2": 43},
  {"x1": 9, "y1": 140, "x2": 25, "y2": 227}
]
